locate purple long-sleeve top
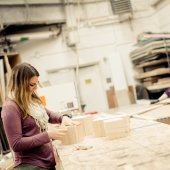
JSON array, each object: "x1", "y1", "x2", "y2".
[
  {"x1": 165, "y1": 88, "x2": 170, "y2": 97},
  {"x1": 1, "y1": 99, "x2": 63, "y2": 169}
]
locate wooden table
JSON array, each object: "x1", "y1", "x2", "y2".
[{"x1": 54, "y1": 117, "x2": 170, "y2": 170}]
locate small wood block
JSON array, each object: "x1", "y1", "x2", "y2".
[
  {"x1": 93, "y1": 118, "x2": 106, "y2": 137},
  {"x1": 73, "y1": 115, "x2": 94, "y2": 136},
  {"x1": 103, "y1": 117, "x2": 130, "y2": 140}
]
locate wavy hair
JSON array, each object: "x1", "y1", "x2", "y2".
[{"x1": 8, "y1": 62, "x2": 41, "y2": 118}]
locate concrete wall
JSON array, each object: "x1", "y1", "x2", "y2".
[
  {"x1": 10, "y1": 0, "x2": 169, "y2": 108},
  {"x1": 153, "y1": 0, "x2": 170, "y2": 31}
]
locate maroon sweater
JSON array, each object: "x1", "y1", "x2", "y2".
[
  {"x1": 1, "y1": 99, "x2": 63, "y2": 169},
  {"x1": 165, "y1": 88, "x2": 170, "y2": 97}
]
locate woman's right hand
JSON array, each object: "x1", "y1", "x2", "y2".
[{"x1": 47, "y1": 128, "x2": 67, "y2": 140}]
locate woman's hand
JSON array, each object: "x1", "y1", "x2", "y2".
[
  {"x1": 62, "y1": 116, "x2": 80, "y2": 126},
  {"x1": 47, "y1": 116, "x2": 80, "y2": 140},
  {"x1": 47, "y1": 128, "x2": 67, "y2": 140}
]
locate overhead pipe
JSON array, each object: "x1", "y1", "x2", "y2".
[
  {"x1": 0, "y1": 0, "x2": 105, "y2": 6},
  {"x1": 6, "y1": 28, "x2": 61, "y2": 42},
  {"x1": 0, "y1": 0, "x2": 63, "y2": 6}
]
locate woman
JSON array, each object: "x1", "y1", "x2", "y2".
[{"x1": 1, "y1": 63, "x2": 79, "y2": 170}]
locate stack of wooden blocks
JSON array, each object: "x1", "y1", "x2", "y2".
[
  {"x1": 103, "y1": 116, "x2": 130, "y2": 139},
  {"x1": 93, "y1": 115, "x2": 130, "y2": 139},
  {"x1": 58, "y1": 114, "x2": 130, "y2": 145},
  {"x1": 60, "y1": 115, "x2": 94, "y2": 145}
]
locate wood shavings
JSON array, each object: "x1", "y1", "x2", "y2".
[{"x1": 75, "y1": 145, "x2": 93, "y2": 150}]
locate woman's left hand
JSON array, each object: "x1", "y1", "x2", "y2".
[{"x1": 62, "y1": 116, "x2": 80, "y2": 126}]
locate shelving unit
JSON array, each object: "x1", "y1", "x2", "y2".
[
  {"x1": 130, "y1": 33, "x2": 170, "y2": 99},
  {"x1": 0, "y1": 52, "x2": 21, "y2": 106},
  {"x1": 0, "y1": 52, "x2": 21, "y2": 155}
]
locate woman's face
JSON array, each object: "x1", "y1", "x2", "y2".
[{"x1": 29, "y1": 76, "x2": 39, "y2": 94}]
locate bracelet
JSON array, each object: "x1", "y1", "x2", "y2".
[{"x1": 62, "y1": 114, "x2": 72, "y2": 119}]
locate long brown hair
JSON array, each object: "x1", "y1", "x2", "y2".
[{"x1": 8, "y1": 62, "x2": 41, "y2": 118}]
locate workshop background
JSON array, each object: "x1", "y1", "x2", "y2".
[
  {"x1": 1, "y1": 1, "x2": 170, "y2": 169},
  {"x1": 1, "y1": 0, "x2": 169, "y2": 112}
]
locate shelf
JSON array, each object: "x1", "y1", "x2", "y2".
[
  {"x1": 135, "y1": 68, "x2": 170, "y2": 79},
  {"x1": 135, "y1": 58, "x2": 167, "y2": 68},
  {"x1": 0, "y1": 53, "x2": 21, "y2": 156},
  {"x1": 147, "y1": 84, "x2": 170, "y2": 91},
  {"x1": 0, "y1": 52, "x2": 21, "y2": 103},
  {"x1": 130, "y1": 40, "x2": 170, "y2": 62},
  {"x1": 130, "y1": 35, "x2": 170, "y2": 99}
]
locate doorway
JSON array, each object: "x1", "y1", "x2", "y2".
[
  {"x1": 79, "y1": 65, "x2": 108, "y2": 112},
  {"x1": 47, "y1": 64, "x2": 108, "y2": 112}
]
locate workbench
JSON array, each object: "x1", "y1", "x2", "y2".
[{"x1": 54, "y1": 103, "x2": 170, "y2": 170}]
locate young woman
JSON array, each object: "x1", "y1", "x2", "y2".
[{"x1": 1, "y1": 63, "x2": 79, "y2": 170}]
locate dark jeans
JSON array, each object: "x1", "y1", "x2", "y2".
[{"x1": 14, "y1": 163, "x2": 56, "y2": 170}]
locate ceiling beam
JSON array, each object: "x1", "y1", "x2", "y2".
[{"x1": 0, "y1": 0, "x2": 63, "y2": 6}]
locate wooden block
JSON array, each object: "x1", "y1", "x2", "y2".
[
  {"x1": 84, "y1": 115, "x2": 94, "y2": 136},
  {"x1": 93, "y1": 118, "x2": 106, "y2": 137},
  {"x1": 72, "y1": 116, "x2": 86, "y2": 137},
  {"x1": 103, "y1": 117, "x2": 130, "y2": 140},
  {"x1": 73, "y1": 115, "x2": 94, "y2": 136},
  {"x1": 60, "y1": 126, "x2": 77, "y2": 145},
  {"x1": 60, "y1": 124, "x2": 85, "y2": 145},
  {"x1": 116, "y1": 115, "x2": 130, "y2": 132},
  {"x1": 75, "y1": 122, "x2": 85, "y2": 142}
]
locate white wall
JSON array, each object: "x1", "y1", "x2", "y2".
[
  {"x1": 13, "y1": 0, "x2": 170, "y2": 108},
  {"x1": 153, "y1": 0, "x2": 170, "y2": 31}
]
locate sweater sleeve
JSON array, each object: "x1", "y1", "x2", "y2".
[
  {"x1": 45, "y1": 108, "x2": 63, "y2": 124},
  {"x1": 165, "y1": 88, "x2": 170, "y2": 97},
  {"x1": 1, "y1": 102, "x2": 50, "y2": 152}
]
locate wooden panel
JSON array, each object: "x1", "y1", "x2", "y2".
[
  {"x1": 106, "y1": 89, "x2": 115, "y2": 108},
  {"x1": 0, "y1": 52, "x2": 21, "y2": 105},
  {"x1": 158, "y1": 117, "x2": 170, "y2": 125},
  {"x1": 0, "y1": 59, "x2": 5, "y2": 103},
  {"x1": 135, "y1": 67, "x2": 170, "y2": 79},
  {"x1": 7, "y1": 53, "x2": 21, "y2": 68},
  {"x1": 128, "y1": 85, "x2": 136, "y2": 104},
  {"x1": 107, "y1": 86, "x2": 118, "y2": 108},
  {"x1": 136, "y1": 58, "x2": 167, "y2": 68}
]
